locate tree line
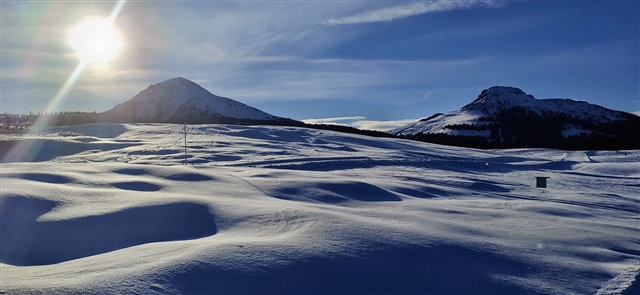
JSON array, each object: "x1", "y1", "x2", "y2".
[{"x1": 3, "y1": 109, "x2": 638, "y2": 150}]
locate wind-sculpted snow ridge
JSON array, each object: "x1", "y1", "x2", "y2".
[
  {"x1": 596, "y1": 262, "x2": 640, "y2": 295},
  {"x1": 1, "y1": 196, "x2": 216, "y2": 265},
  {"x1": 562, "y1": 151, "x2": 593, "y2": 162},
  {"x1": 1, "y1": 123, "x2": 639, "y2": 295}
]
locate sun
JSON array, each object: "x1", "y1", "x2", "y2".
[{"x1": 69, "y1": 17, "x2": 121, "y2": 64}]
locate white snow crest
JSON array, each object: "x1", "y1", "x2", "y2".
[{"x1": 596, "y1": 262, "x2": 640, "y2": 295}]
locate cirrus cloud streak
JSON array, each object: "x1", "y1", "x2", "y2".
[{"x1": 322, "y1": 0, "x2": 500, "y2": 26}]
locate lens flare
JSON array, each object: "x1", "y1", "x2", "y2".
[
  {"x1": 3, "y1": 1, "x2": 127, "y2": 163},
  {"x1": 69, "y1": 18, "x2": 121, "y2": 64}
]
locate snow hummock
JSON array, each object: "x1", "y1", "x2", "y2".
[
  {"x1": 562, "y1": 151, "x2": 593, "y2": 162},
  {"x1": 107, "y1": 77, "x2": 274, "y2": 121},
  {"x1": 1, "y1": 123, "x2": 639, "y2": 294}
]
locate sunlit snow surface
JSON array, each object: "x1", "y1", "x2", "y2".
[{"x1": 1, "y1": 123, "x2": 638, "y2": 295}]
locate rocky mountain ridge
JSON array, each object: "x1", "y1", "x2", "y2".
[{"x1": 392, "y1": 86, "x2": 640, "y2": 150}]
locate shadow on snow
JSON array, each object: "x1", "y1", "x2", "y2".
[
  {"x1": 0, "y1": 196, "x2": 217, "y2": 266},
  {"x1": 171, "y1": 244, "x2": 533, "y2": 295}
]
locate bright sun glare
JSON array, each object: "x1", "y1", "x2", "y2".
[{"x1": 69, "y1": 17, "x2": 121, "y2": 64}]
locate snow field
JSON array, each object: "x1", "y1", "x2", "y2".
[{"x1": 1, "y1": 123, "x2": 638, "y2": 294}]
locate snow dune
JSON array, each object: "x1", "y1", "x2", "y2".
[
  {"x1": 1, "y1": 196, "x2": 216, "y2": 266},
  {"x1": 1, "y1": 123, "x2": 638, "y2": 294},
  {"x1": 563, "y1": 151, "x2": 593, "y2": 162}
]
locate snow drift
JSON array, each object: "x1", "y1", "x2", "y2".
[{"x1": 1, "y1": 123, "x2": 638, "y2": 294}]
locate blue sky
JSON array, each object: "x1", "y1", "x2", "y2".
[{"x1": 2, "y1": 0, "x2": 638, "y2": 130}]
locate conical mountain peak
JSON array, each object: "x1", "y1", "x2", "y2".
[{"x1": 105, "y1": 77, "x2": 274, "y2": 123}]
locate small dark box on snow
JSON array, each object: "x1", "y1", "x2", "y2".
[{"x1": 536, "y1": 177, "x2": 550, "y2": 188}]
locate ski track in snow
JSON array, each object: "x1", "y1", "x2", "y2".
[{"x1": 1, "y1": 123, "x2": 639, "y2": 295}]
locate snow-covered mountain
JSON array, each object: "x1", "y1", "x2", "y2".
[
  {"x1": 392, "y1": 86, "x2": 640, "y2": 149},
  {"x1": 104, "y1": 77, "x2": 277, "y2": 123}
]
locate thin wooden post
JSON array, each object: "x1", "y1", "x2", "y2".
[{"x1": 183, "y1": 123, "x2": 187, "y2": 165}]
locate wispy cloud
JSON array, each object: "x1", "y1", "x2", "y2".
[
  {"x1": 302, "y1": 116, "x2": 366, "y2": 125},
  {"x1": 322, "y1": 0, "x2": 499, "y2": 26},
  {"x1": 389, "y1": 90, "x2": 436, "y2": 107},
  {"x1": 633, "y1": 111, "x2": 640, "y2": 117},
  {"x1": 303, "y1": 116, "x2": 417, "y2": 132},
  {"x1": 351, "y1": 119, "x2": 418, "y2": 131},
  {"x1": 209, "y1": 57, "x2": 484, "y2": 104}
]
